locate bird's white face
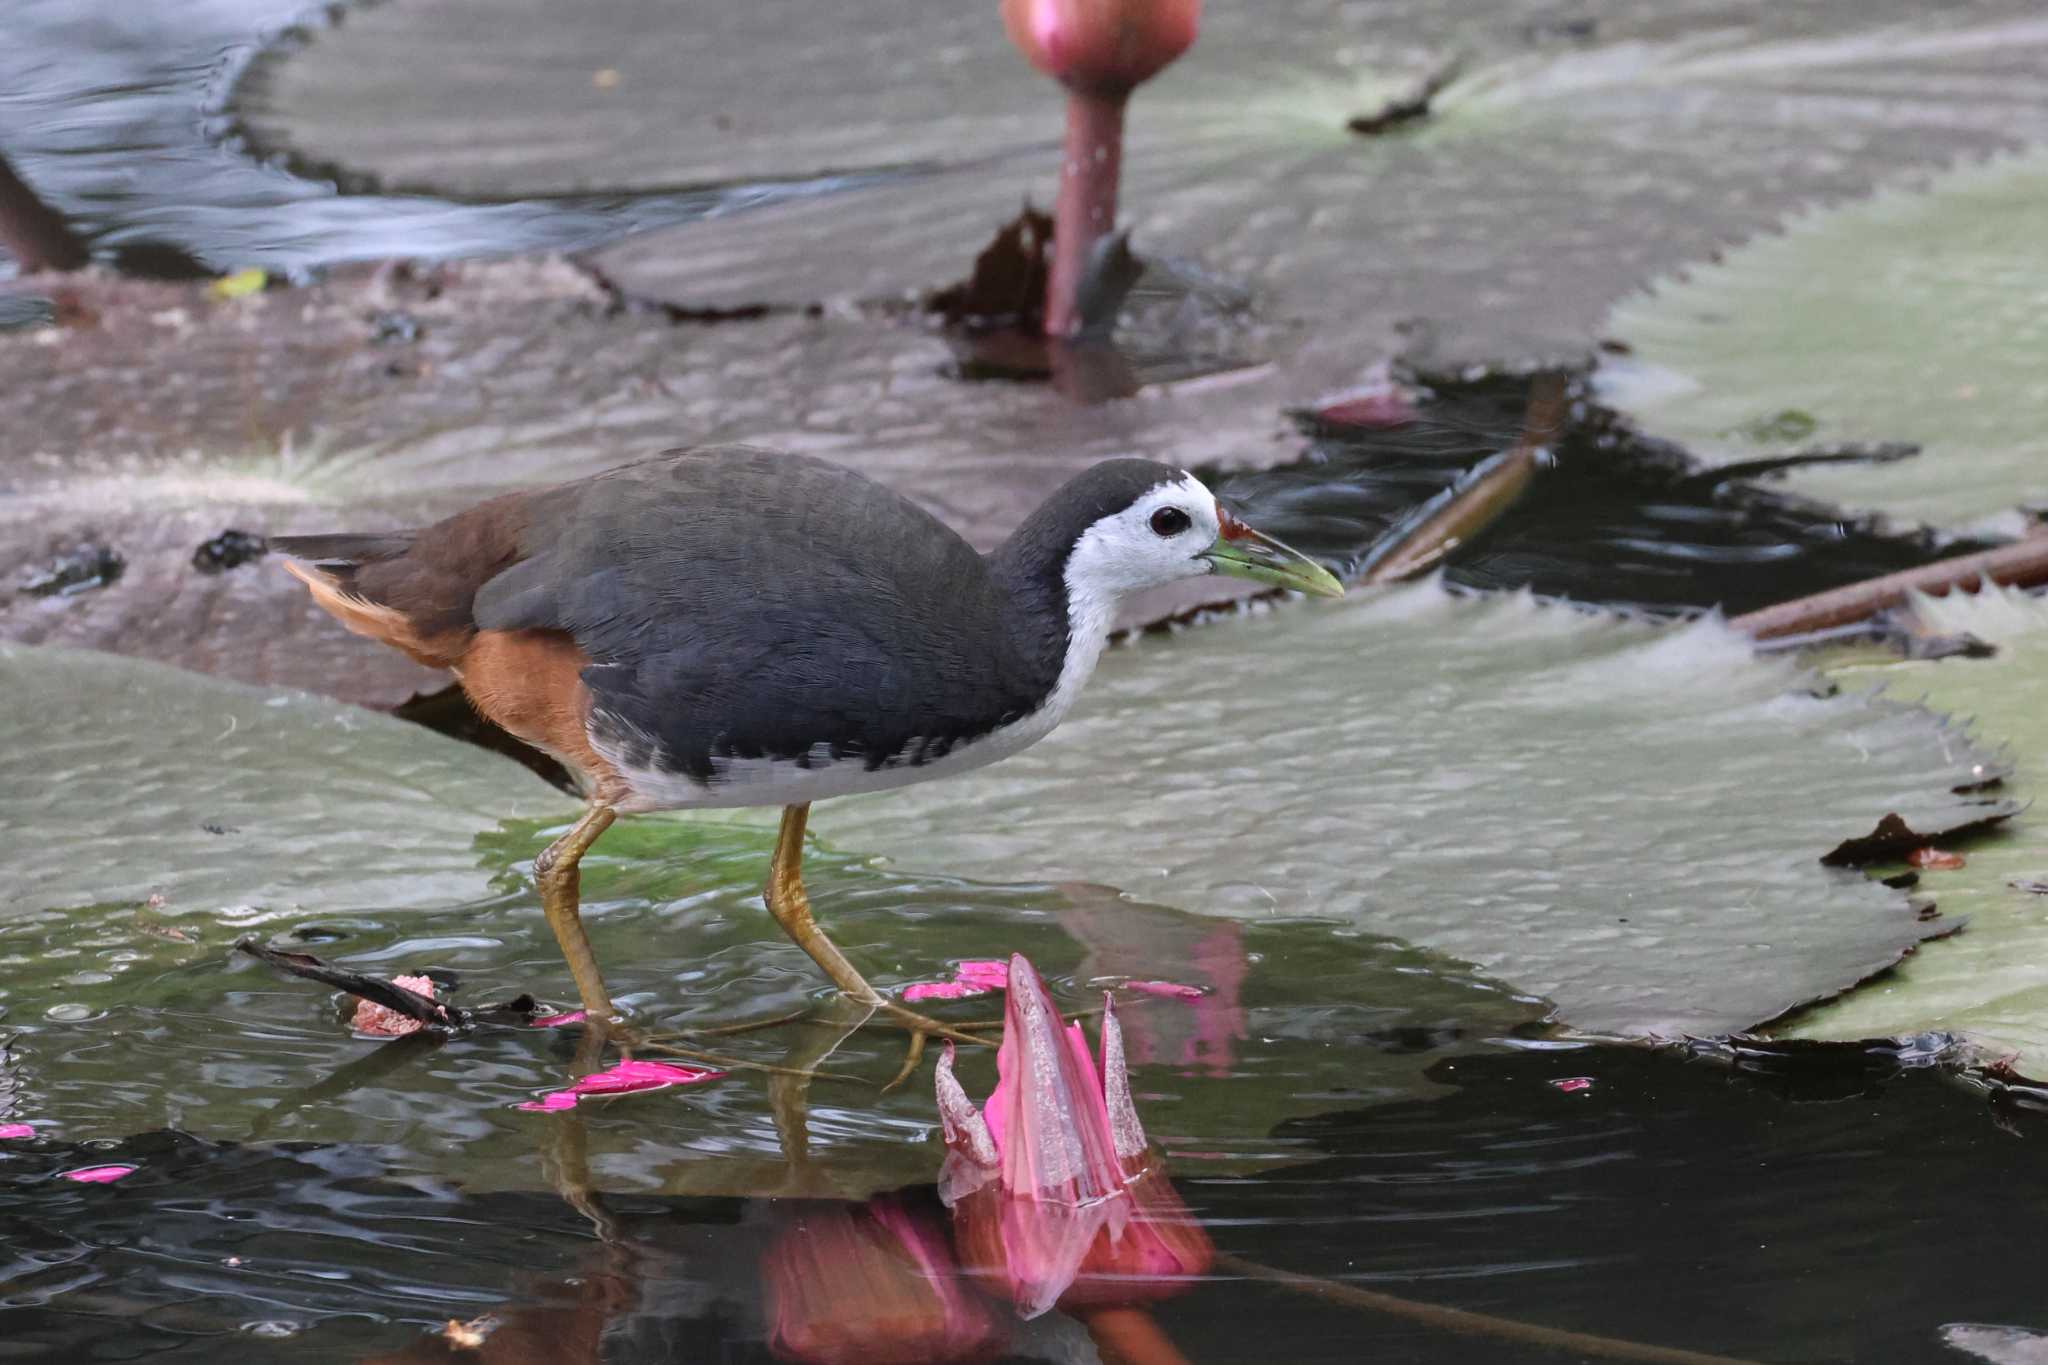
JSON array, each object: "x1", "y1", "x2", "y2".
[{"x1": 1064, "y1": 472, "x2": 1224, "y2": 600}]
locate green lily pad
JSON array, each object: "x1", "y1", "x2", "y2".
[
  {"x1": 1600, "y1": 149, "x2": 2048, "y2": 534},
  {"x1": 1777, "y1": 587, "x2": 2048, "y2": 1070},
  {"x1": 801, "y1": 581, "x2": 2005, "y2": 1039},
  {"x1": 0, "y1": 643, "x2": 567, "y2": 918},
  {"x1": 0, "y1": 642, "x2": 1545, "y2": 1197}
]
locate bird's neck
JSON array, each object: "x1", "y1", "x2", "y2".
[{"x1": 988, "y1": 533, "x2": 1116, "y2": 717}]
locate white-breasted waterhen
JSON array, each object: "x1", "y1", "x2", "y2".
[{"x1": 275, "y1": 447, "x2": 1341, "y2": 1033}]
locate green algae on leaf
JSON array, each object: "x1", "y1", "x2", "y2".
[
  {"x1": 1601, "y1": 149, "x2": 2048, "y2": 534},
  {"x1": 1778, "y1": 588, "x2": 2048, "y2": 1073},
  {"x1": 808, "y1": 581, "x2": 2006, "y2": 1039}
]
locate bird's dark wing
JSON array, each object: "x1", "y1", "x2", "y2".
[{"x1": 471, "y1": 447, "x2": 1058, "y2": 780}]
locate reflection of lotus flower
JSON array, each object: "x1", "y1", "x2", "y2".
[
  {"x1": 934, "y1": 954, "x2": 1212, "y2": 1318},
  {"x1": 763, "y1": 1194, "x2": 1004, "y2": 1365}
]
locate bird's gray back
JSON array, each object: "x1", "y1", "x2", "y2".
[{"x1": 473, "y1": 447, "x2": 1062, "y2": 784}]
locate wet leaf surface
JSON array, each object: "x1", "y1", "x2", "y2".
[
  {"x1": 1779, "y1": 587, "x2": 2048, "y2": 1072},
  {"x1": 802, "y1": 581, "x2": 2007, "y2": 1038},
  {"x1": 1601, "y1": 149, "x2": 2048, "y2": 534}
]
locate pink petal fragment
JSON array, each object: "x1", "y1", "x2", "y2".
[
  {"x1": 1119, "y1": 980, "x2": 1207, "y2": 1001},
  {"x1": 0, "y1": 1123, "x2": 33, "y2": 1139},
  {"x1": 903, "y1": 980, "x2": 990, "y2": 1003},
  {"x1": 903, "y1": 959, "x2": 1012, "y2": 1002},
  {"x1": 1550, "y1": 1077, "x2": 1594, "y2": 1094},
  {"x1": 517, "y1": 1058, "x2": 723, "y2": 1112},
  {"x1": 61, "y1": 1164, "x2": 136, "y2": 1184},
  {"x1": 527, "y1": 1009, "x2": 587, "y2": 1028},
  {"x1": 350, "y1": 974, "x2": 436, "y2": 1037}
]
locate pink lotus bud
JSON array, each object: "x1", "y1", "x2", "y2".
[
  {"x1": 762, "y1": 1194, "x2": 1004, "y2": 1364},
  {"x1": 934, "y1": 954, "x2": 1212, "y2": 1318},
  {"x1": 1001, "y1": 0, "x2": 1200, "y2": 98}
]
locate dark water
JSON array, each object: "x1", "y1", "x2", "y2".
[
  {"x1": 6, "y1": 1043, "x2": 2045, "y2": 1363},
  {"x1": 1214, "y1": 369, "x2": 1988, "y2": 622}
]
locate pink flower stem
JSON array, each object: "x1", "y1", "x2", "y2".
[{"x1": 1046, "y1": 89, "x2": 1127, "y2": 338}]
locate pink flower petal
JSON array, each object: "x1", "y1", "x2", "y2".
[
  {"x1": 517, "y1": 1058, "x2": 723, "y2": 1112},
  {"x1": 60, "y1": 1164, "x2": 136, "y2": 1184},
  {"x1": 0, "y1": 1123, "x2": 34, "y2": 1139},
  {"x1": 1550, "y1": 1077, "x2": 1594, "y2": 1094},
  {"x1": 903, "y1": 980, "x2": 990, "y2": 1003},
  {"x1": 350, "y1": 974, "x2": 437, "y2": 1037},
  {"x1": 902, "y1": 959, "x2": 1011, "y2": 1002},
  {"x1": 1119, "y1": 980, "x2": 1207, "y2": 1001},
  {"x1": 527, "y1": 1009, "x2": 587, "y2": 1027}
]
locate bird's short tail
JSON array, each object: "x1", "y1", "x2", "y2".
[
  {"x1": 273, "y1": 530, "x2": 469, "y2": 668},
  {"x1": 269, "y1": 532, "x2": 417, "y2": 576}
]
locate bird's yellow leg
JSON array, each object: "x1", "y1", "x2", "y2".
[
  {"x1": 765, "y1": 803, "x2": 992, "y2": 1049},
  {"x1": 535, "y1": 803, "x2": 619, "y2": 1018}
]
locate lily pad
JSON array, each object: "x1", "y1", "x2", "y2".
[
  {"x1": 239, "y1": 0, "x2": 2048, "y2": 363},
  {"x1": 1777, "y1": 587, "x2": 2048, "y2": 1071},
  {"x1": 0, "y1": 643, "x2": 566, "y2": 918},
  {"x1": 800, "y1": 580, "x2": 2006, "y2": 1038},
  {"x1": 1600, "y1": 149, "x2": 2048, "y2": 535}
]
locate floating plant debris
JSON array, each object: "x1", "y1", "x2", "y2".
[
  {"x1": 189, "y1": 529, "x2": 268, "y2": 574},
  {"x1": 17, "y1": 541, "x2": 123, "y2": 598}
]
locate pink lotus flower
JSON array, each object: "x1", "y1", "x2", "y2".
[
  {"x1": 935, "y1": 954, "x2": 1212, "y2": 1318},
  {"x1": 1001, "y1": 0, "x2": 1199, "y2": 98},
  {"x1": 762, "y1": 1194, "x2": 1005, "y2": 1365},
  {"x1": 517, "y1": 1058, "x2": 723, "y2": 1113},
  {"x1": 902, "y1": 960, "x2": 1014, "y2": 1003},
  {"x1": 0, "y1": 1123, "x2": 32, "y2": 1140},
  {"x1": 60, "y1": 1164, "x2": 136, "y2": 1184},
  {"x1": 350, "y1": 974, "x2": 437, "y2": 1037}
]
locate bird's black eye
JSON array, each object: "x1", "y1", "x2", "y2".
[{"x1": 1149, "y1": 506, "x2": 1192, "y2": 538}]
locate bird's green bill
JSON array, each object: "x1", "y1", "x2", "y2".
[{"x1": 1201, "y1": 519, "x2": 1345, "y2": 598}]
